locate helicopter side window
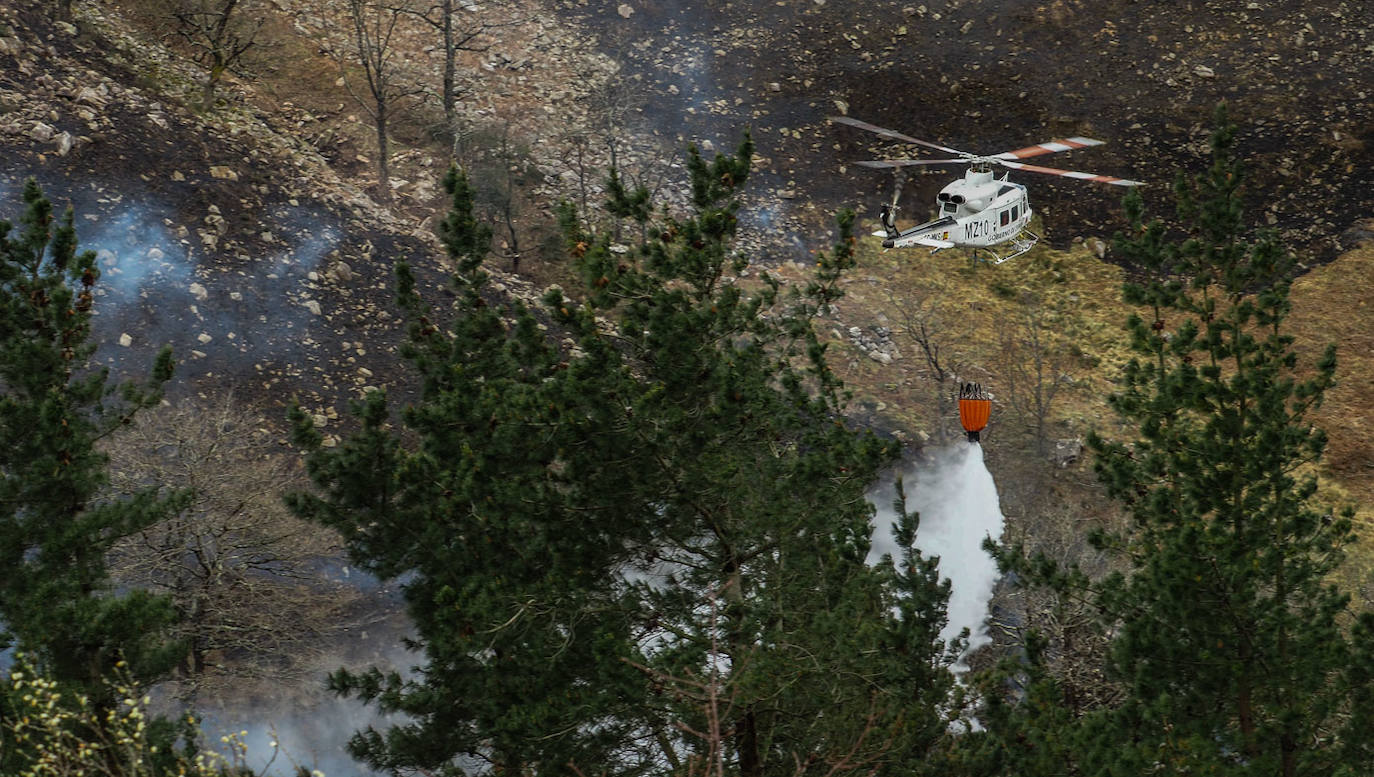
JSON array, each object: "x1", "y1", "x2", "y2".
[
  {"x1": 1000, "y1": 210, "x2": 1010, "y2": 227},
  {"x1": 1011, "y1": 205, "x2": 1019, "y2": 221}
]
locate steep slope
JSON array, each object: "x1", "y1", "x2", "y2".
[{"x1": 0, "y1": 1, "x2": 549, "y2": 438}]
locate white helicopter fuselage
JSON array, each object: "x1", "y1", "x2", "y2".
[
  {"x1": 880, "y1": 168, "x2": 1033, "y2": 252},
  {"x1": 936, "y1": 168, "x2": 1032, "y2": 247}
]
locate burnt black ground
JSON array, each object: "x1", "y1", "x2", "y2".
[
  {"x1": 563, "y1": 0, "x2": 1372, "y2": 263},
  {"x1": 0, "y1": 2, "x2": 449, "y2": 413}
]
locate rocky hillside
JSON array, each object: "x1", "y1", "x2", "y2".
[
  {"x1": 3, "y1": 0, "x2": 1371, "y2": 504},
  {"x1": 2, "y1": 4, "x2": 403, "y2": 424},
  {"x1": 1, "y1": 0, "x2": 1369, "y2": 517}
]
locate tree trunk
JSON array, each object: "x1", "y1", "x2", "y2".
[
  {"x1": 1236, "y1": 678, "x2": 1255, "y2": 752},
  {"x1": 375, "y1": 103, "x2": 391, "y2": 203},
  {"x1": 722, "y1": 557, "x2": 762, "y2": 777},
  {"x1": 441, "y1": 0, "x2": 457, "y2": 132},
  {"x1": 736, "y1": 708, "x2": 762, "y2": 777},
  {"x1": 202, "y1": 64, "x2": 221, "y2": 111}
]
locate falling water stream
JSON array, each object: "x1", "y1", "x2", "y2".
[{"x1": 869, "y1": 443, "x2": 1007, "y2": 669}]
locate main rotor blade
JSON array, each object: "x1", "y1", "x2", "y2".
[
  {"x1": 998, "y1": 159, "x2": 1143, "y2": 186},
  {"x1": 854, "y1": 158, "x2": 967, "y2": 169},
  {"x1": 828, "y1": 116, "x2": 968, "y2": 156},
  {"x1": 993, "y1": 137, "x2": 1105, "y2": 160}
]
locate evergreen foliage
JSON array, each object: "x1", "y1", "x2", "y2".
[
  {"x1": 985, "y1": 105, "x2": 1374, "y2": 776},
  {"x1": 0, "y1": 180, "x2": 187, "y2": 707},
  {"x1": 290, "y1": 144, "x2": 962, "y2": 776}
]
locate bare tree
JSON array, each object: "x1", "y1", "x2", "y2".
[
  {"x1": 556, "y1": 66, "x2": 669, "y2": 239},
  {"x1": 987, "y1": 500, "x2": 1123, "y2": 716},
  {"x1": 491, "y1": 124, "x2": 525, "y2": 272},
  {"x1": 342, "y1": 0, "x2": 427, "y2": 202},
  {"x1": 886, "y1": 286, "x2": 967, "y2": 443},
  {"x1": 105, "y1": 395, "x2": 356, "y2": 703},
  {"x1": 399, "y1": 0, "x2": 509, "y2": 140},
  {"x1": 171, "y1": 0, "x2": 262, "y2": 110},
  {"x1": 999, "y1": 290, "x2": 1073, "y2": 457}
]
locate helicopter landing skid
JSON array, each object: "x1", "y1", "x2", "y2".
[{"x1": 980, "y1": 228, "x2": 1040, "y2": 265}]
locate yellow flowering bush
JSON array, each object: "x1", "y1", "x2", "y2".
[{"x1": 1, "y1": 658, "x2": 316, "y2": 777}]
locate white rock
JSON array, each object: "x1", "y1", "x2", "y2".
[
  {"x1": 189, "y1": 282, "x2": 208, "y2": 300},
  {"x1": 118, "y1": 333, "x2": 132, "y2": 347},
  {"x1": 197, "y1": 333, "x2": 213, "y2": 344},
  {"x1": 76, "y1": 87, "x2": 106, "y2": 107},
  {"x1": 304, "y1": 300, "x2": 322, "y2": 316},
  {"x1": 617, "y1": 3, "x2": 633, "y2": 17}
]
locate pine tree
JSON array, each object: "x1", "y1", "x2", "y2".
[
  {"x1": 0, "y1": 180, "x2": 187, "y2": 704},
  {"x1": 290, "y1": 164, "x2": 655, "y2": 775},
  {"x1": 987, "y1": 105, "x2": 1374, "y2": 776},
  {"x1": 291, "y1": 146, "x2": 962, "y2": 776}
]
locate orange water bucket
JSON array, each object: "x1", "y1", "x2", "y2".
[{"x1": 958, "y1": 383, "x2": 991, "y2": 443}]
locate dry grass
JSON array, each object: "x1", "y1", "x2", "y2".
[
  {"x1": 803, "y1": 219, "x2": 1131, "y2": 446},
  {"x1": 1290, "y1": 241, "x2": 1374, "y2": 510},
  {"x1": 811, "y1": 221, "x2": 1374, "y2": 600},
  {"x1": 1289, "y1": 237, "x2": 1374, "y2": 599}
]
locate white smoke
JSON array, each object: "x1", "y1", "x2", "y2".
[
  {"x1": 192, "y1": 636, "x2": 418, "y2": 777},
  {"x1": 198, "y1": 687, "x2": 404, "y2": 777},
  {"x1": 868, "y1": 443, "x2": 1006, "y2": 668}
]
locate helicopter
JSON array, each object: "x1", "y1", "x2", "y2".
[{"x1": 830, "y1": 116, "x2": 1143, "y2": 264}]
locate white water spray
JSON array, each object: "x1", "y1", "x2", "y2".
[{"x1": 868, "y1": 443, "x2": 1006, "y2": 667}]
